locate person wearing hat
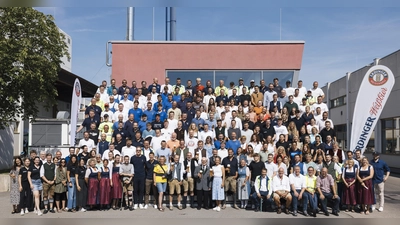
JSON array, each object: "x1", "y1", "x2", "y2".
[
  {"x1": 248, "y1": 80, "x2": 256, "y2": 95},
  {"x1": 305, "y1": 90, "x2": 316, "y2": 106},
  {"x1": 237, "y1": 78, "x2": 248, "y2": 95},
  {"x1": 284, "y1": 80, "x2": 295, "y2": 97},
  {"x1": 370, "y1": 152, "x2": 390, "y2": 212}
]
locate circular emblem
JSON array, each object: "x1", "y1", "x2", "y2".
[
  {"x1": 75, "y1": 82, "x2": 81, "y2": 97},
  {"x1": 369, "y1": 69, "x2": 388, "y2": 86}
]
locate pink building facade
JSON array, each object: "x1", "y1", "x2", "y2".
[{"x1": 108, "y1": 41, "x2": 305, "y2": 87}]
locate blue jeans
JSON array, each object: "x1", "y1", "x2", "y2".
[
  {"x1": 67, "y1": 177, "x2": 76, "y2": 209},
  {"x1": 251, "y1": 191, "x2": 272, "y2": 208},
  {"x1": 303, "y1": 191, "x2": 318, "y2": 211},
  {"x1": 291, "y1": 189, "x2": 306, "y2": 212},
  {"x1": 318, "y1": 191, "x2": 340, "y2": 213},
  {"x1": 156, "y1": 182, "x2": 167, "y2": 193}
]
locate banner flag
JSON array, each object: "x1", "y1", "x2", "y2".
[
  {"x1": 70, "y1": 78, "x2": 82, "y2": 146},
  {"x1": 350, "y1": 65, "x2": 395, "y2": 154}
]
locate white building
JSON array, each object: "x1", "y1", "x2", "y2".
[{"x1": 59, "y1": 28, "x2": 72, "y2": 72}]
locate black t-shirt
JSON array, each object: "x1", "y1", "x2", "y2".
[
  {"x1": 77, "y1": 166, "x2": 86, "y2": 179},
  {"x1": 249, "y1": 161, "x2": 266, "y2": 182},
  {"x1": 30, "y1": 165, "x2": 41, "y2": 180},
  {"x1": 78, "y1": 152, "x2": 90, "y2": 164},
  {"x1": 114, "y1": 140, "x2": 126, "y2": 151},
  {"x1": 20, "y1": 167, "x2": 29, "y2": 182},
  {"x1": 151, "y1": 121, "x2": 164, "y2": 130},
  {"x1": 262, "y1": 125, "x2": 276, "y2": 140},
  {"x1": 276, "y1": 141, "x2": 290, "y2": 154},
  {"x1": 88, "y1": 129, "x2": 100, "y2": 145},
  {"x1": 67, "y1": 165, "x2": 77, "y2": 177},
  {"x1": 319, "y1": 128, "x2": 336, "y2": 143}
]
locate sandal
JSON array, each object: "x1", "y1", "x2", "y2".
[{"x1": 158, "y1": 207, "x2": 164, "y2": 212}]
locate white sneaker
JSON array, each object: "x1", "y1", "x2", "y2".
[
  {"x1": 371, "y1": 205, "x2": 376, "y2": 211},
  {"x1": 133, "y1": 204, "x2": 138, "y2": 210},
  {"x1": 24, "y1": 208, "x2": 29, "y2": 214},
  {"x1": 378, "y1": 207, "x2": 383, "y2": 212},
  {"x1": 153, "y1": 204, "x2": 157, "y2": 209},
  {"x1": 216, "y1": 206, "x2": 221, "y2": 212},
  {"x1": 139, "y1": 204, "x2": 144, "y2": 209},
  {"x1": 213, "y1": 206, "x2": 218, "y2": 211},
  {"x1": 144, "y1": 204, "x2": 148, "y2": 209},
  {"x1": 20, "y1": 210, "x2": 24, "y2": 216},
  {"x1": 37, "y1": 210, "x2": 42, "y2": 216},
  {"x1": 64, "y1": 207, "x2": 69, "y2": 211},
  {"x1": 34, "y1": 209, "x2": 37, "y2": 214},
  {"x1": 80, "y1": 208, "x2": 87, "y2": 212}
]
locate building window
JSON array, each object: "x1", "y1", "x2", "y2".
[
  {"x1": 382, "y1": 117, "x2": 400, "y2": 154},
  {"x1": 166, "y1": 70, "x2": 295, "y2": 89},
  {"x1": 330, "y1": 96, "x2": 346, "y2": 108}
]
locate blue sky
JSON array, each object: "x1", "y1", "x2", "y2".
[{"x1": 36, "y1": 7, "x2": 400, "y2": 88}]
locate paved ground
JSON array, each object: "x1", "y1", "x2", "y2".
[{"x1": 2, "y1": 176, "x2": 400, "y2": 219}]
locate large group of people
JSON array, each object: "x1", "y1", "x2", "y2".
[{"x1": 10, "y1": 77, "x2": 391, "y2": 217}]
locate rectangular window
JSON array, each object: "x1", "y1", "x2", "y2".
[
  {"x1": 382, "y1": 117, "x2": 400, "y2": 154},
  {"x1": 330, "y1": 96, "x2": 346, "y2": 108}
]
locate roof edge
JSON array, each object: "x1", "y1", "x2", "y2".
[{"x1": 109, "y1": 40, "x2": 305, "y2": 44}]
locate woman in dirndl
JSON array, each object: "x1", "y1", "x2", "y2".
[
  {"x1": 211, "y1": 156, "x2": 225, "y2": 212},
  {"x1": 237, "y1": 159, "x2": 250, "y2": 209},
  {"x1": 85, "y1": 158, "x2": 99, "y2": 210},
  {"x1": 75, "y1": 158, "x2": 88, "y2": 212},
  {"x1": 342, "y1": 159, "x2": 357, "y2": 212},
  {"x1": 357, "y1": 157, "x2": 375, "y2": 215},
  {"x1": 111, "y1": 154, "x2": 122, "y2": 210},
  {"x1": 98, "y1": 159, "x2": 112, "y2": 210}
]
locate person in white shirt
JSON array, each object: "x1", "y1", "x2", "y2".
[
  {"x1": 142, "y1": 140, "x2": 153, "y2": 161},
  {"x1": 185, "y1": 130, "x2": 199, "y2": 155},
  {"x1": 263, "y1": 83, "x2": 277, "y2": 108},
  {"x1": 312, "y1": 96, "x2": 329, "y2": 113},
  {"x1": 272, "y1": 167, "x2": 292, "y2": 214},
  {"x1": 230, "y1": 111, "x2": 242, "y2": 130},
  {"x1": 203, "y1": 87, "x2": 216, "y2": 106},
  {"x1": 121, "y1": 139, "x2": 135, "y2": 159},
  {"x1": 317, "y1": 112, "x2": 334, "y2": 131},
  {"x1": 309, "y1": 81, "x2": 324, "y2": 100},
  {"x1": 296, "y1": 80, "x2": 307, "y2": 98},
  {"x1": 113, "y1": 103, "x2": 128, "y2": 122},
  {"x1": 264, "y1": 154, "x2": 278, "y2": 178},
  {"x1": 289, "y1": 165, "x2": 306, "y2": 216},
  {"x1": 241, "y1": 122, "x2": 253, "y2": 144},
  {"x1": 120, "y1": 93, "x2": 133, "y2": 110},
  {"x1": 98, "y1": 85, "x2": 110, "y2": 103},
  {"x1": 160, "y1": 77, "x2": 173, "y2": 94},
  {"x1": 79, "y1": 131, "x2": 96, "y2": 151},
  {"x1": 218, "y1": 142, "x2": 229, "y2": 160},
  {"x1": 274, "y1": 119, "x2": 288, "y2": 143},
  {"x1": 167, "y1": 111, "x2": 178, "y2": 131},
  {"x1": 199, "y1": 124, "x2": 214, "y2": 143},
  {"x1": 161, "y1": 121, "x2": 173, "y2": 140},
  {"x1": 102, "y1": 144, "x2": 121, "y2": 160},
  {"x1": 284, "y1": 80, "x2": 295, "y2": 98},
  {"x1": 150, "y1": 129, "x2": 166, "y2": 155}
]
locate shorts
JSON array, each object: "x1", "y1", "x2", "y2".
[
  {"x1": 169, "y1": 179, "x2": 181, "y2": 195},
  {"x1": 156, "y1": 182, "x2": 167, "y2": 193},
  {"x1": 224, "y1": 176, "x2": 237, "y2": 193},
  {"x1": 123, "y1": 182, "x2": 133, "y2": 193},
  {"x1": 32, "y1": 179, "x2": 43, "y2": 191},
  {"x1": 183, "y1": 177, "x2": 194, "y2": 192},
  {"x1": 42, "y1": 182, "x2": 55, "y2": 198}
]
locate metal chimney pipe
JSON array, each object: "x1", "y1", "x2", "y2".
[
  {"x1": 170, "y1": 7, "x2": 176, "y2": 41},
  {"x1": 373, "y1": 58, "x2": 380, "y2": 65},
  {"x1": 165, "y1": 7, "x2": 169, "y2": 41},
  {"x1": 127, "y1": 7, "x2": 134, "y2": 41}
]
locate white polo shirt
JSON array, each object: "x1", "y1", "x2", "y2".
[
  {"x1": 265, "y1": 162, "x2": 278, "y2": 179},
  {"x1": 289, "y1": 173, "x2": 306, "y2": 190},
  {"x1": 272, "y1": 174, "x2": 290, "y2": 192}
]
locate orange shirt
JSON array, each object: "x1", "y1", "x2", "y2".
[{"x1": 254, "y1": 106, "x2": 263, "y2": 115}]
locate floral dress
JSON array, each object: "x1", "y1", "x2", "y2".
[{"x1": 10, "y1": 168, "x2": 20, "y2": 204}]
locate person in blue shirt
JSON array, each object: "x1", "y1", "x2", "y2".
[
  {"x1": 226, "y1": 132, "x2": 241, "y2": 155},
  {"x1": 192, "y1": 110, "x2": 205, "y2": 130},
  {"x1": 370, "y1": 152, "x2": 390, "y2": 212},
  {"x1": 143, "y1": 102, "x2": 156, "y2": 122},
  {"x1": 148, "y1": 78, "x2": 161, "y2": 94},
  {"x1": 128, "y1": 101, "x2": 142, "y2": 122},
  {"x1": 182, "y1": 102, "x2": 196, "y2": 124},
  {"x1": 107, "y1": 79, "x2": 117, "y2": 96},
  {"x1": 161, "y1": 86, "x2": 169, "y2": 102},
  {"x1": 215, "y1": 90, "x2": 228, "y2": 105},
  {"x1": 155, "y1": 105, "x2": 167, "y2": 122},
  {"x1": 138, "y1": 114, "x2": 149, "y2": 132},
  {"x1": 153, "y1": 95, "x2": 163, "y2": 111},
  {"x1": 163, "y1": 95, "x2": 173, "y2": 112},
  {"x1": 177, "y1": 94, "x2": 188, "y2": 110},
  {"x1": 172, "y1": 87, "x2": 181, "y2": 102},
  {"x1": 204, "y1": 112, "x2": 217, "y2": 130},
  {"x1": 142, "y1": 123, "x2": 156, "y2": 139}
]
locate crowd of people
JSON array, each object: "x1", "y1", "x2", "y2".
[{"x1": 10, "y1": 77, "x2": 391, "y2": 217}]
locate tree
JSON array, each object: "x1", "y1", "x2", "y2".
[{"x1": 0, "y1": 7, "x2": 69, "y2": 129}]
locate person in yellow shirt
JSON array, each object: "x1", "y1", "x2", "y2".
[
  {"x1": 214, "y1": 80, "x2": 228, "y2": 97},
  {"x1": 94, "y1": 93, "x2": 105, "y2": 110},
  {"x1": 153, "y1": 156, "x2": 168, "y2": 211},
  {"x1": 303, "y1": 166, "x2": 318, "y2": 217}
]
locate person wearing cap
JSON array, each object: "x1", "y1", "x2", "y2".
[
  {"x1": 214, "y1": 80, "x2": 228, "y2": 97},
  {"x1": 248, "y1": 80, "x2": 256, "y2": 95},
  {"x1": 370, "y1": 152, "x2": 390, "y2": 212},
  {"x1": 237, "y1": 78, "x2": 248, "y2": 94},
  {"x1": 305, "y1": 90, "x2": 316, "y2": 106},
  {"x1": 99, "y1": 113, "x2": 114, "y2": 133},
  {"x1": 284, "y1": 80, "x2": 295, "y2": 97}
]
